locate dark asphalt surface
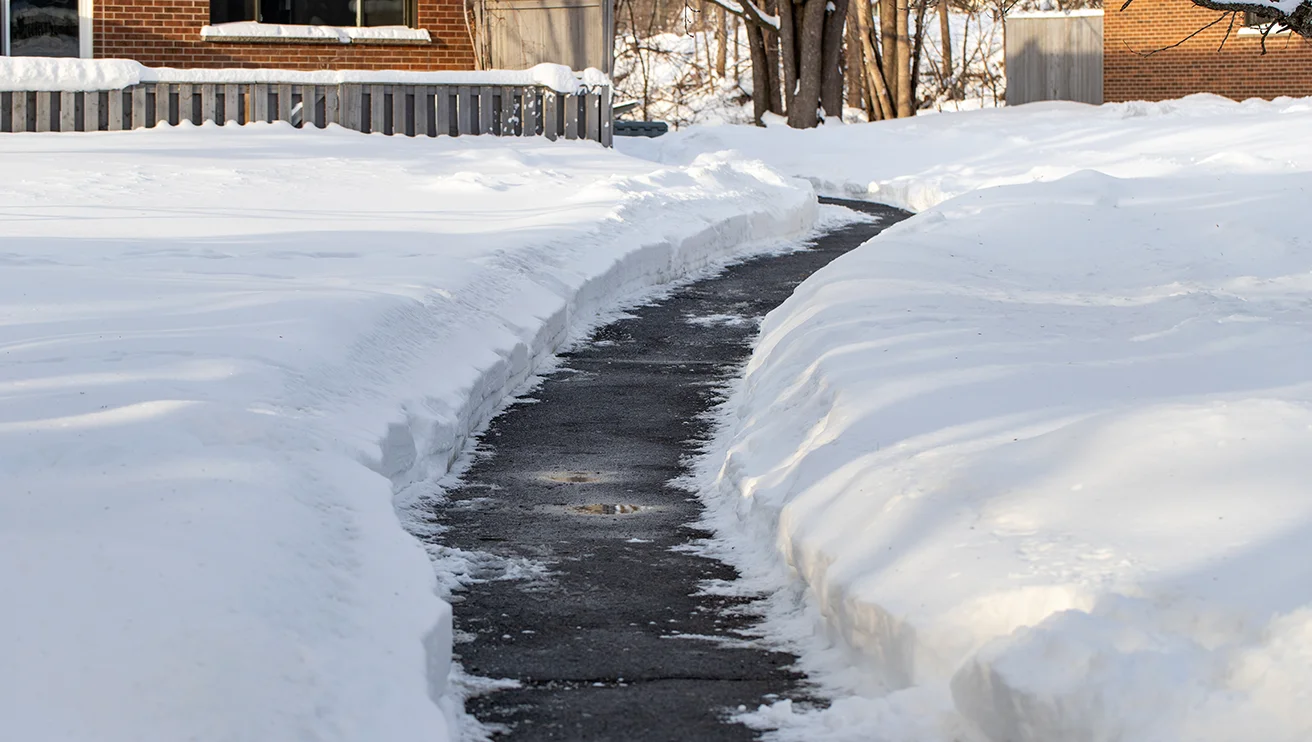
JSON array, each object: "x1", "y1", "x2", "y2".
[{"x1": 430, "y1": 198, "x2": 912, "y2": 741}]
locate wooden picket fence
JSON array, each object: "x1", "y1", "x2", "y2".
[{"x1": 0, "y1": 81, "x2": 613, "y2": 145}]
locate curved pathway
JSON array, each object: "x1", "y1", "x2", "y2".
[{"x1": 432, "y1": 198, "x2": 911, "y2": 740}]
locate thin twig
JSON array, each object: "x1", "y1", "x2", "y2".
[
  {"x1": 1217, "y1": 10, "x2": 1237, "y2": 49},
  {"x1": 1122, "y1": 14, "x2": 1228, "y2": 56}
]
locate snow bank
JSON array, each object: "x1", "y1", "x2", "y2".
[
  {"x1": 0, "y1": 123, "x2": 814, "y2": 742},
  {"x1": 621, "y1": 94, "x2": 1312, "y2": 211},
  {"x1": 667, "y1": 96, "x2": 1312, "y2": 741},
  {"x1": 0, "y1": 57, "x2": 607, "y2": 92}
]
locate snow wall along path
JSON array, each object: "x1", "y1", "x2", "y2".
[
  {"x1": 0, "y1": 125, "x2": 815, "y2": 742},
  {"x1": 637, "y1": 95, "x2": 1312, "y2": 742}
]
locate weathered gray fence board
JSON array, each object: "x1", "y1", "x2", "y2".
[
  {"x1": 58, "y1": 92, "x2": 76, "y2": 132},
  {"x1": 156, "y1": 84, "x2": 171, "y2": 126},
  {"x1": 521, "y1": 90, "x2": 539, "y2": 137},
  {"x1": 599, "y1": 87, "x2": 612, "y2": 147},
  {"x1": 436, "y1": 87, "x2": 452, "y2": 136},
  {"x1": 563, "y1": 93, "x2": 579, "y2": 140},
  {"x1": 1005, "y1": 14, "x2": 1103, "y2": 105},
  {"x1": 478, "y1": 87, "x2": 494, "y2": 135},
  {"x1": 584, "y1": 92, "x2": 600, "y2": 142},
  {"x1": 544, "y1": 91, "x2": 558, "y2": 141},
  {"x1": 414, "y1": 86, "x2": 430, "y2": 137},
  {"x1": 1, "y1": 79, "x2": 610, "y2": 144},
  {"x1": 367, "y1": 84, "x2": 383, "y2": 133},
  {"x1": 35, "y1": 92, "x2": 52, "y2": 132},
  {"x1": 457, "y1": 86, "x2": 474, "y2": 135},
  {"x1": 83, "y1": 91, "x2": 100, "y2": 132}
]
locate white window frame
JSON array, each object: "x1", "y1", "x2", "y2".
[{"x1": 78, "y1": 0, "x2": 91, "y2": 57}]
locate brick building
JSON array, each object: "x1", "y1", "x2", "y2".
[
  {"x1": 1105, "y1": 0, "x2": 1312, "y2": 101},
  {"x1": 1, "y1": 0, "x2": 476, "y2": 70}
]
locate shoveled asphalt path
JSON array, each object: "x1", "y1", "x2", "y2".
[{"x1": 430, "y1": 198, "x2": 912, "y2": 740}]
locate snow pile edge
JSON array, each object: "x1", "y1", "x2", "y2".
[{"x1": 371, "y1": 156, "x2": 819, "y2": 723}]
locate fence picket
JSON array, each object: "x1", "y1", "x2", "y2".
[
  {"x1": 499, "y1": 86, "x2": 515, "y2": 136},
  {"x1": 252, "y1": 84, "x2": 269, "y2": 123},
  {"x1": 82, "y1": 91, "x2": 99, "y2": 131},
  {"x1": 156, "y1": 84, "x2": 172, "y2": 126},
  {"x1": 584, "y1": 92, "x2": 600, "y2": 143},
  {"x1": 414, "y1": 86, "x2": 430, "y2": 137},
  {"x1": 599, "y1": 87, "x2": 612, "y2": 147},
  {"x1": 324, "y1": 85, "x2": 339, "y2": 128},
  {"x1": 544, "y1": 92, "x2": 558, "y2": 141},
  {"x1": 369, "y1": 84, "x2": 385, "y2": 134},
  {"x1": 563, "y1": 94, "x2": 579, "y2": 140},
  {"x1": 457, "y1": 86, "x2": 473, "y2": 136},
  {"x1": 35, "y1": 92, "x2": 52, "y2": 132},
  {"x1": 478, "y1": 86, "x2": 495, "y2": 135},
  {"x1": 59, "y1": 92, "x2": 77, "y2": 132}
]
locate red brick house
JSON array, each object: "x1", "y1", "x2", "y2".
[
  {"x1": 1105, "y1": 0, "x2": 1312, "y2": 101},
  {"x1": 2, "y1": 0, "x2": 476, "y2": 69}
]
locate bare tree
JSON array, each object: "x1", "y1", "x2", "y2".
[
  {"x1": 709, "y1": 0, "x2": 846, "y2": 126},
  {"x1": 895, "y1": 0, "x2": 912, "y2": 115},
  {"x1": 716, "y1": 5, "x2": 729, "y2": 75},
  {"x1": 1178, "y1": 0, "x2": 1312, "y2": 39},
  {"x1": 938, "y1": 0, "x2": 955, "y2": 98}
]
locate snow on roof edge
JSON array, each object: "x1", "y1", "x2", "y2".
[{"x1": 0, "y1": 57, "x2": 610, "y2": 93}]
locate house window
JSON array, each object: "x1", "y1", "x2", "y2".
[
  {"x1": 1244, "y1": 9, "x2": 1280, "y2": 29},
  {"x1": 210, "y1": 0, "x2": 415, "y2": 27},
  {"x1": 3, "y1": 0, "x2": 80, "y2": 57}
]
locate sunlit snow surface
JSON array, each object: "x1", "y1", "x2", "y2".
[
  {"x1": 0, "y1": 122, "x2": 816, "y2": 742},
  {"x1": 632, "y1": 96, "x2": 1312, "y2": 742}
]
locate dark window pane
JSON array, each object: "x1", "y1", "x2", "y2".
[
  {"x1": 289, "y1": 0, "x2": 355, "y2": 26},
  {"x1": 362, "y1": 0, "x2": 404, "y2": 26},
  {"x1": 259, "y1": 0, "x2": 289, "y2": 24},
  {"x1": 9, "y1": 0, "x2": 79, "y2": 57},
  {"x1": 211, "y1": 0, "x2": 257, "y2": 24}
]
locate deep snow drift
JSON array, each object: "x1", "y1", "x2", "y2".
[
  {"x1": 634, "y1": 97, "x2": 1312, "y2": 741},
  {"x1": 0, "y1": 123, "x2": 815, "y2": 742}
]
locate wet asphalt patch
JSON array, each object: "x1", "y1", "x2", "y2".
[{"x1": 429, "y1": 198, "x2": 912, "y2": 741}]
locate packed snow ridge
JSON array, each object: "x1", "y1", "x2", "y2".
[
  {"x1": 0, "y1": 123, "x2": 815, "y2": 742},
  {"x1": 624, "y1": 94, "x2": 1312, "y2": 742}
]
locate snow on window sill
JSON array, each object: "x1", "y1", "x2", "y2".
[
  {"x1": 1236, "y1": 23, "x2": 1292, "y2": 36},
  {"x1": 199, "y1": 22, "x2": 432, "y2": 45}
]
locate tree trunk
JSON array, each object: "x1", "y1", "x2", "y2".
[
  {"x1": 845, "y1": 6, "x2": 865, "y2": 111},
  {"x1": 854, "y1": 0, "x2": 893, "y2": 120},
  {"x1": 734, "y1": 15, "x2": 741, "y2": 83},
  {"x1": 937, "y1": 0, "x2": 953, "y2": 98},
  {"x1": 716, "y1": 5, "x2": 728, "y2": 77},
  {"x1": 765, "y1": 31, "x2": 784, "y2": 113},
  {"x1": 788, "y1": 0, "x2": 827, "y2": 128},
  {"x1": 879, "y1": 0, "x2": 898, "y2": 105},
  {"x1": 894, "y1": 0, "x2": 912, "y2": 116},
  {"x1": 820, "y1": 0, "x2": 849, "y2": 118},
  {"x1": 778, "y1": 0, "x2": 800, "y2": 118},
  {"x1": 910, "y1": 0, "x2": 927, "y2": 107},
  {"x1": 748, "y1": 23, "x2": 771, "y2": 124}
]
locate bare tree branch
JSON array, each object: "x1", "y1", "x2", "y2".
[
  {"x1": 704, "y1": 0, "x2": 780, "y2": 29},
  {"x1": 1121, "y1": 13, "x2": 1228, "y2": 55},
  {"x1": 1123, "y1": 0, "x2": 1312, "y2": 39}
]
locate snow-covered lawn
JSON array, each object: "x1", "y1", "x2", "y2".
[
  {"x1": 0, "y1": 123, "x2": 815, "y2": 742},
  {"x1": 628, "y1": 97, "x2": 1312, "y2": 741}
]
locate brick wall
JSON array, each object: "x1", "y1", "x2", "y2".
[
  {"x1": 1105, "y1": 0, "x2": 1312, "y2": 102},
  {"x1": 95, "y1": 0, "x2": 476, "y2": 70}
]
